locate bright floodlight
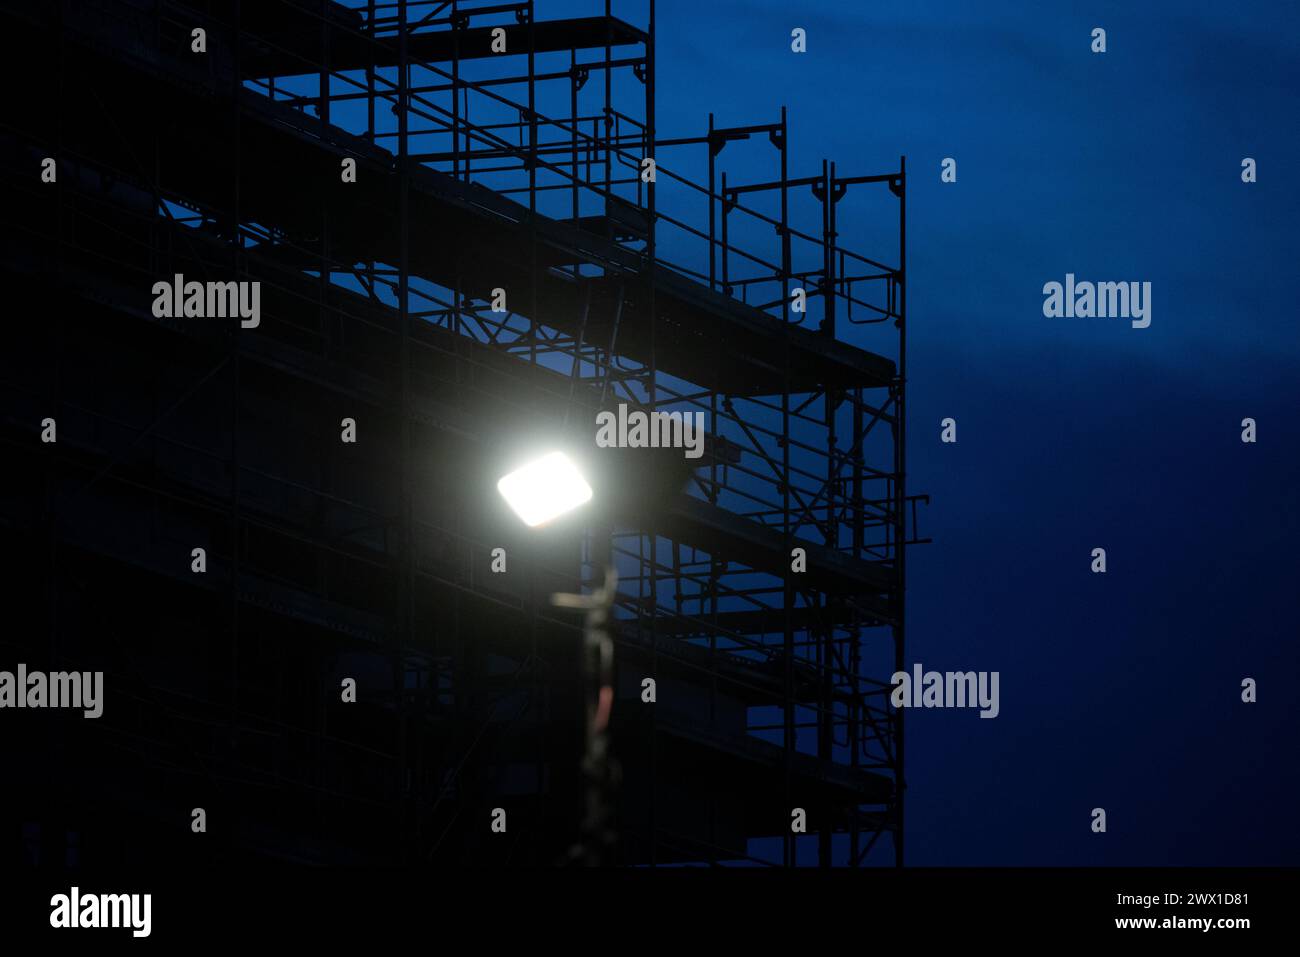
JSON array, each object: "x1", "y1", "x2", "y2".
[{"x1": 497, "y1": 451, "x2": 593, "y2": 527}]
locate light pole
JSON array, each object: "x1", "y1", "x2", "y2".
[
  {"x1": 550, "y1": 563, "x2": 618, "y2": 866},
  {"x1": 496, "y1": 449, "x2": 617, "y2": 865}
]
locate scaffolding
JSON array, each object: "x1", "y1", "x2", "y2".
[{"x1": 0, "y1": 0, "x2": 927, "y2": 866}]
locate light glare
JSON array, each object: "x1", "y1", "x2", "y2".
[{"x1": 497, "y1": 452, "x2": 593, "y2": 527}]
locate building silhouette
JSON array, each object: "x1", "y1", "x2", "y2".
[{"x1": 0, "y1": 0, "x2": 924, "y2": 866}]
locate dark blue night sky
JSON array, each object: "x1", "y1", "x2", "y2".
[{"x1": 641, "y1": 0, "x2": 1300, "y2": 864}]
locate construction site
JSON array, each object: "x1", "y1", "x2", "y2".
[{"x1": 0, "y1": 0, "x2": 926, "y2": 867}]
